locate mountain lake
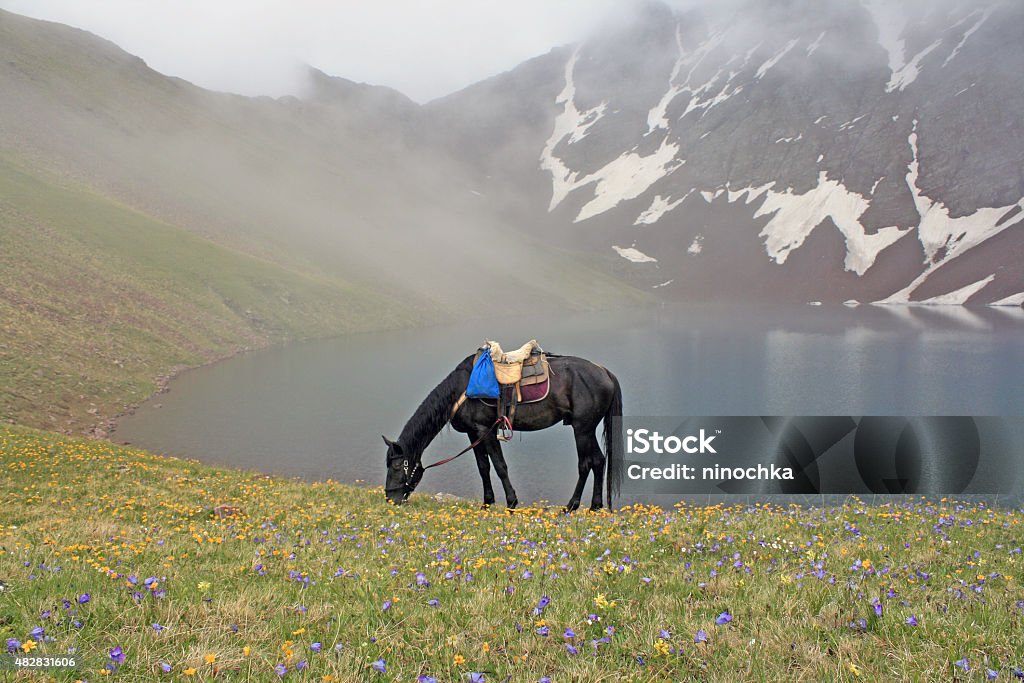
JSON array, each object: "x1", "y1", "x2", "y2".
[{"x1": 114, "y1": 303, "x2": 1024, "y2": 506}]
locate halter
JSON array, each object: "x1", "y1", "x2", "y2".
[{"x1": 386, "y1": 415, "x2": 508, "y2": 498}]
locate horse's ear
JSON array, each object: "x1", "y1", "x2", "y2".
[{"x1": 382, "y1": 436, "x2": 393, "y2": 447}]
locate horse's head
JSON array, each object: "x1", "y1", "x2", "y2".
[{"x1": 382, "y1": 436, "x2": 422, "y2": 505}]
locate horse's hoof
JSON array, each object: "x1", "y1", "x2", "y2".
[
  {"x1": 589, "y1": 504, "x2": 604, "y2": 512},
  {"x1": 507, "y1": 499, "x2": 519, "y2": 510},
  {"x1": 564, "y1": 501, "x2": 581, "y2": 513},
  {"x1": 481, "y1": 503, "x2": 493, "y2": 510}
]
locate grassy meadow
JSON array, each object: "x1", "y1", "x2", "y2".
[{"x1": 1, "y1": 425, "x2": 1022, "y2": 681}]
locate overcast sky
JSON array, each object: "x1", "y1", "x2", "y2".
[{"x1": 0, "y1": 0, "x2": 629, "y2": 102}]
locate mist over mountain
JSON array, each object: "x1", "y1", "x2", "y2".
[
  {"x1": 419, "y1": 0, "x2": 1024, "y2": 304},
  {"x1": 2, "y1": 0, "x2": 1023, "y2": 326}
]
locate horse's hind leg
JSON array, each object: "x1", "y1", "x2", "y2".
[
  {"x1": 571, "y1": 426, "x2": 605, "y2": 511},
  {"x1": 484, "y1": 435, "x2": 519, "y2": 509},
  {"x1": 566, "y1": 427, "x2": 600, "y2": 512},
  {"x1": 590, "y1": 436, "x2": 606, "y2": 512}
]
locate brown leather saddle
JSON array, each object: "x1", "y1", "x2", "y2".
[
  {"x1": 453, "y1": 341, "x2": 551, "y2": 441},
  {"x1": 493, "y1": 346, "x2": 549, "y2": 440}
]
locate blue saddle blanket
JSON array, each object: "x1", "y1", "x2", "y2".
[{"x1": 466, "y1": 350, "x2": 500, "y2": 398}]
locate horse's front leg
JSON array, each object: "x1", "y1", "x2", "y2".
[
  {"x1": 472, "y1": 439, "x2": 496, "y2": 507},
  {"x1": 484, "y1": 435, "x2": 519, "y2": 509}
]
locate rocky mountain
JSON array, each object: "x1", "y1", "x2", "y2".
[{"x1": 422, "y1": 0, "x2": 1024, "y2": 305}]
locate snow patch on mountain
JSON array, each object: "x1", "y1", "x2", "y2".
[
  {"x1": 989, "y1": 292, "x2": 1024, "y2": 306},
  {"x1": 878, "y1": 125, "x2": 1024, "y2": 303},
  {"x1": 806, "y1": 31, "x2": 827, "y2": 57},
  {"x1": 543, "y1": 48, "x2": 681, "y2": 222},
  {"x1": 635, "y1": 193, "x2": 688, "y2": 225},
  {"x1": 918, "y1": 274, "x2": 996, "y2": 305},
  {"x1": 688, "y1": 234, "x2": 704, "y2": 254},
  {"x1": 728, "y1": 183, "x2": 774, "y2": 204},
  {"x1": 906, "y1": 126, "x2": 1024, "y2": 264},
  {"x1": 737, "y1": 172, "x2": 909, "y2": 275},
  {"x1": 646, "y1": 27, "x2": 759, "y2": 126},
  {"x1": 613, "y1": 246, "x2": 657, "y2": 263},
  {"x1": 756, "y1": 39, "x2": 799, "y2": 79},
  {"x1": 943, "y1": 7, "x2": 995, "y2": 68},
  {"x1": 541, "y1": 48, "x2": 608, "y2": 211},
  {"x1": 574, "y1": 137, "x2": 683, "y2": 222},
  {"x1": 887, "y1": 39, "x2": 942, "y2": 92},
  {"x1": 860, "y1": 0, "x2": 908, "y2": 81},
  {"x1": 647, "y1": 25, "x2": 689, "y2": 133}
]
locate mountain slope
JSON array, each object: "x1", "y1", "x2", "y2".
[
  {"x1": 0, "y1": 150, "x2": 414, "y2": 432},
  {"x1": 424, "y1": 0, "x2": 1024, "y2": 304},
  {"x1": 0, "y1": 9, "x2": 644, "y2": 316},
  {"x1": 0, "y1": 8, "x2": 647, "y2": 431}
]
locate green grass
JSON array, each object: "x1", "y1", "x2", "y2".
[
  {"x1": 0, "y1": 152, "x2": 419, "y2": 432},
  {"x1": 1, "y1": 424, "x2": 1022, "y2": 681}
]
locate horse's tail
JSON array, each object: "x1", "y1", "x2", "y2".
[{"x1": 602, "y1": 369, "x2": 624, "y2": 510}]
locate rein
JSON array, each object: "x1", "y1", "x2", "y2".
[{"x1": 419, "y1": 415, "x2": 510, "y2": 472}]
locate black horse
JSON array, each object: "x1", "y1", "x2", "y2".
[{"x1": 383, "y1": 353, "x2": 622, "y2": 511}]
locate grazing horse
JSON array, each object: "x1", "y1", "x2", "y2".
[{"x1": 383, "y1": 353, "x2": 623, "y2": 511}]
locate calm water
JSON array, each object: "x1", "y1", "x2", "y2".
[{"x1": 115, "y1": 304, "x2": 1024, "y2": 505}]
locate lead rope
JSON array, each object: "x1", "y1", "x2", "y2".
[{"x1": 418, "y1": 415, "x2": 505, "y2": 473}]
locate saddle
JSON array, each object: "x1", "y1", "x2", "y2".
[{"x1": 456, "y1": 339, "x2": 551, "y2": 440}]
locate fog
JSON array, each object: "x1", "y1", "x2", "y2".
[
  {"x1": 0, "y1": 0, "x2": 626, "y2": 102},
  {"x1": 1, "y1": 0, "x2": 993, "y2": 319}
]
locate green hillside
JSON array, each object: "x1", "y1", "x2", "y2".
[
  {"x1": 0, "y1": 152, "x2": 418, "y2": 432},
  {"x1": 0, "y1": 8, "x2": 648, "y2": 434}
]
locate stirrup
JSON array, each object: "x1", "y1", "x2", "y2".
[{"x1": 496, "y1": 416, "x2": 513, "y2": 441}]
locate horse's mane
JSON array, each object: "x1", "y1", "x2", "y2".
[{"x1": 397, "y1": 355, "x2": 474, "y2": 457}]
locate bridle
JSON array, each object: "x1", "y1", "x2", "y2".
[{"x1": 385, "y1": 415, "x2": 507, "y2": 500}]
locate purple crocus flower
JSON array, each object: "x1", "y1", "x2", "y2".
[
  {"x1": 311, "y1": 642, "x2": 322, "y2": 653},
  {"x1": 6, "y1": 639, "x2": 21, "y2": 654},
  {"x1": 417, "y1": 677, "x2": 438, "y2": 683},
  {"x1": 906, "y1": 615, "x2": 918, "y2": 627},
  {"x1": 956, "y1": 659, "x2": 971, "y2": 672},
  {"x1": 274, "y1": 663, "x2": 287, "y2": 676},
  {"x1": 160, "y1": 662, "x2": 172, "y2": 673},
  {"x1": 381, "y1": 600, "x2": 391, "y2": 612},
  {"x1": 563, "y1": 627, "x2": 576, "y2": 640},
  {"x1": 533, "y1": 595, "x2": 551, "y2": 616},
  {"x1": 78, "y1": 594, "x2": 90, "y2": 605},
  {"x1": 109, "y1": 646, "x2": 126, "y2": 664},
  {"x1": 152, "y1": 623, "x2": 164, "y2": 632},
  {"x1": 695, "y1": 630, "x2": 709, "y2": 643},
  {"x1": 872, "y1": 601, "x2": 883, "y2": 617},
  {"x1": 469, "y1": 674, "x2": 486, "y2": 683},
  {"x1": 566, "y1": 644, "x2": 578, "y2": 656},
  {"x1": 986, "y1": 670, "x2": 998, "y2": 680},
  {"x1": 371, "y1": 658, "x2": 387, "y2": 673},
  {"x1": 296, "y1": 660, "x2": 307, "y2": 671},
  {"x1": 659, "y1": 629, "x2": 671, "y2": 640},
  {"x1": 536, "y1": 626, "x2": 550, "y2": 637},
  {"x1": 427, "y1": 599, "x2": 440, "y2": 607},
  {"x1": 29, "y1": 627, "x2": 45, "y2": 639},
  {"x1": 715, "y1": 611, "x2": 732, "y2": 626}
]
